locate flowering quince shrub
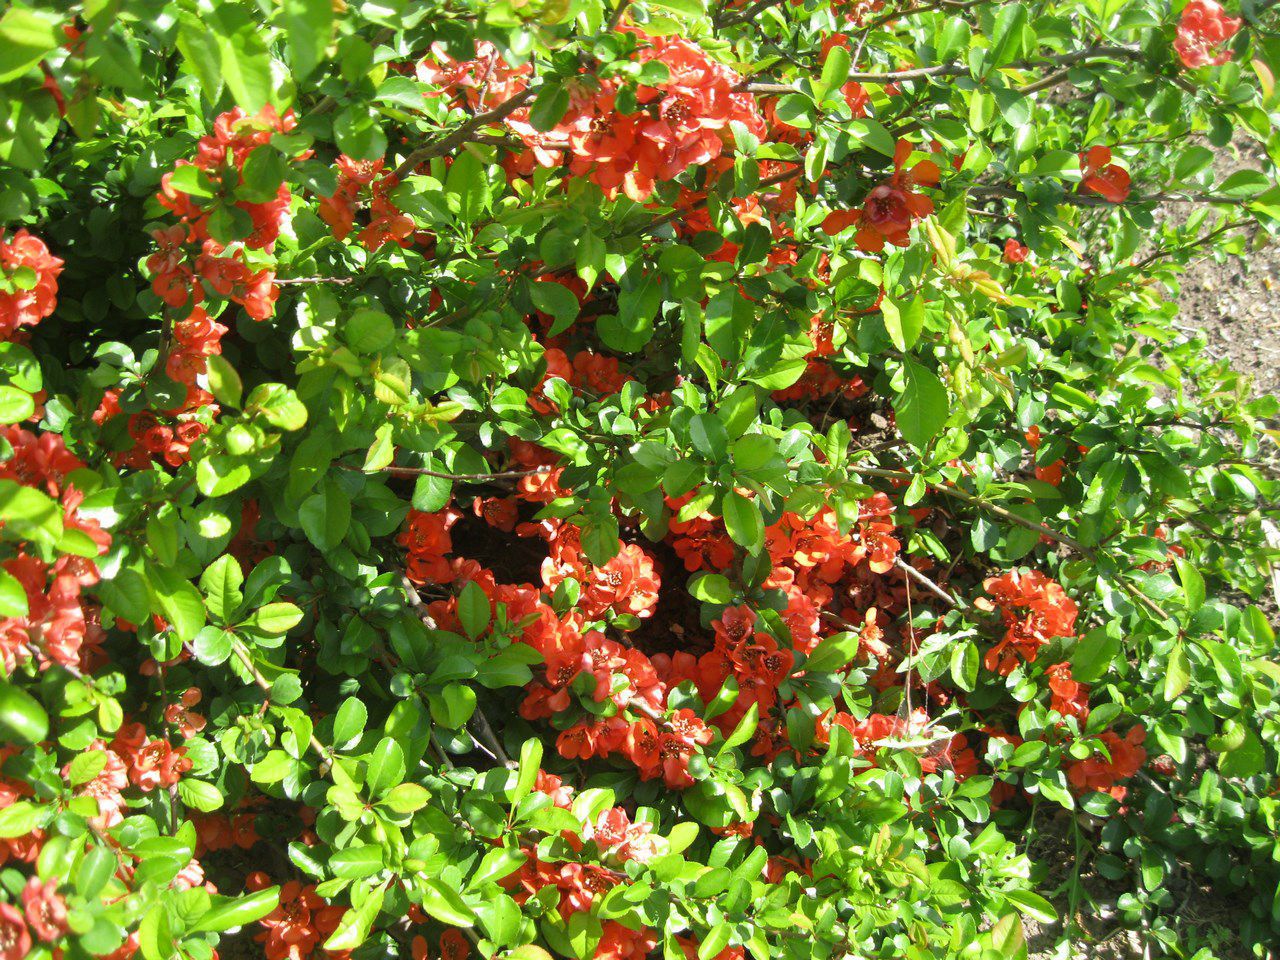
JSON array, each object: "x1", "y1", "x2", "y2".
[{"x1": 3, "y1": 2, "x2": 1280, "y2": 960}]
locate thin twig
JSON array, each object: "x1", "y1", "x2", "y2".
[
  {"x1": 606, "y1": 0, "x2": 633, "y2": 30},
  {"x1": 393, "y1": 87, "x2": 536, "y2": 180},
  {"x1": 715, "y1": 0, "x2": 789, "y2": 28},
  {"x1": 275, "y1": 276, "x2": 355, "y2": 286},
  {"x1": 894, "y1": 557, "x2": 963, "y2": 608},
  {"x1": 231, "y1": 640, "x2": 334, "y2": 768},
  {"x1": 740, "y1": 44, "x2": 1143, "y2": 92},
  {"x1": 352, "y1": 462, "x2": 549, "y2": 481}
]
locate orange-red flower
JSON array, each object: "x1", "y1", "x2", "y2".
[
  {"x1": 0, "y1": 904, "x2": 29, "y2": 960},
  {"x1": 1079, "y1": 146, "x2": 1130, "y2": 203},
  {"x1": 1067, "y1": 726, "x2": 1147, "y2": 800},
  {"x1": 1175, "y1": 0, "x2": 1241, "y2": 68},
  {"x1": 21, "y1": 877, "x2": 67, "y2": 943},
  {"x1": 0, "y1": 229, "x2": 62, "y2": 341},
  {"x1": 822, "y1": 139, "x2": 941, "y2": 251}
]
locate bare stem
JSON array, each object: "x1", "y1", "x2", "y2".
[{"x1": 392, "y1": 87, "x2": 536, "y2": 181}]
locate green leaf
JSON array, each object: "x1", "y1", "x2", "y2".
[
  {"x1": 200, "y1": 555, "x2": 245, "y2": 623},
  {"x1": 580, "y1": 513, "x2": 620, "y2": 566},
  {"x1": 1164, "y1": 641, "x2": 1190, "y2": 701},
  {"x1": 282, "y1": 0, "x2": 334, "y2": 80},
  {"x1": 688, "y1": 573, "x2": 734, "y2": 604},
  {"x1": 1071, "y1": 626, "x2": 1119, "y2": 684},
  {"x1": 248, "y1": 602, "x2": 304, "y2": 635},
  {"x1": 648, "y1": 0, "x2": 706, "y2": 14},
  {"x1": 529, "y1": 83, "x2": 570, "y2": 132},
  {"x1": 531, "y1": 280, "x2": 581, "y2": 334},
  {"x1": 598, "y1": 271, "x2": 660, "y2": 353},
  {"x1": 0, "y1": 800, "x2": 41, "y2": 838},
  {"x1": 382, "y1": 782, "x2": 431, "y2": 813},
  {"x1": 190, "y1": 888, "x2": 281, "y2": 933},
  {"x1": 366, "y1": 738, "x2": 405, "y2": 796},
  {"x1": 0, "y1": 479, "x2": 63, "y2": 548},
  {"x1": 299, "y1": 482, "x2": 351, "y2": 551},
  {"x1": 849, "y1": 118, "x2": 896, "y2": 156},
  {"x1": 247, "y1": 383, "x2": 308, "y2": 431},
  {"x1": 699, "y1": 922, "x2": 732, "y2": 960},
  {"x1": 816, "y1": 44, "x2": 850, "y2": 103},
  {"x1": 1173, "y1": 556, "x2": 1205, "y2": 613},
  {"x1": 721, "y1": 490, "x2": 763, "y2": 551},
  {"x1": 335, "y1": 103, "x2": 387, "y2": 160},
  {"x1": 215, "y1": 27, "x2": 274, "y2": 112},
  {"x1": 446, "y1": 151, "x2": 488, "y2": 221},
  {"x1": 412, "y1": 470, "x2": 453, "y2": 513},
  {"x1": 76, "y1": 846, "x2": 117, "y2": 899},
  {"x1": 420, "y1": 878, "x2": 475, "y2": 926},
  {"x1": 0, "y1": 385, "x2": 34, "y2": 424},
  {"x1": 333, "y1": 697, "x2": 368, "y2": 747},
  {"x1": 690, "y1": 413, "x2": 729, "y2": 460},
  {"x1": 720, "y1": 701, "x2": 759, "y2": 751},
  {"x1": 324, "y1": 883, "x2": 386, "y2": 951},
  {"x1": 1218, "y1": 169, "x2": 1270, "y2": 198},
  {"x1": 950, "y1": 640, "x2": 979, "y2": 692},
  {"x1": 205, "y1": 355, "x2": 243, "y2": 408},
  {"x1": 176, "y1": 9, "x2": 224, "y2": 100},
  {"x1": 1004, "y1": 889, "x2": 1056, "y2": 924},
  {"x1": 893, "y1": 358, "x2": 948, "y2": 449},
  {"x1": 331, "y1": 845, "x2": 386, "y2": 880},
  {"x1": 0, "y1": 567, "x2": 29, "y2": 618},
  {"x1": 177, "y1": 779, "x2": 225, "y2": 813},
  {"x1": 149, "y1": 567, "x2": 207, "y2": 643},
  {"x1": 469, "y1": 847, "x2": 526, "y2": 889},
  {"x1": 139, "y1": 903, "x2": 174, "y2": 960},
  {"x1": 804, "y1": 632, "x2": 858, "y2": 675},
  {"x1": 1219, "y1": 728, "x2": 1265, "y2": 777},
  {"x1": 457, "y1": 580, "x2": 491, "y2": 639},
  {"x1": 193, "y1": 627, "x2": 234, "y2": 667},
  {"x1": 429, "y1": 682, "x2": 477, "y2": 729},
  {"x1": 882, "y1": 294, "x2": 924, "y2": 352},
  {"x1": 0, "y1": 6, "x2": 61, "y2": 83},
  {"x1": 345, "y1": 308, "x2": 396, "y2": 355},
  {"x1": 513, "y1": 737, "x2": 542, "y2": 805}
]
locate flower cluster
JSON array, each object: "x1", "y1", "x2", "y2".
[
  {"x1": 977, "y1": 570, "x2": 1078, "y2": 675},
  {"x1": 0, "y1": 229, "x2": 62, "y2": 342},
  {"x1": 318, "y1": 156, "x2": 417, "y2": 249},
  {"x1": 126, "y1": 106, "x2": 300, "y2": 466},
  {"x1": 110, "y1": 721, "x2": 194, "y2": 792},
  {"x1": 422, "y1": 33, "x2": 765, "y2": 201},
  {"x1": 250, "y1": 876, "x2": 349, "y2": 960},
  {"x1": 1174, "y1": 0, "x2": 1241, "y2": 69},
  {"x1": 0, "y1": 426, "x2": 111, "y2": 676},
  {"x1": 1067, "y1": 726, "x2": 1148, "y2": 800}
]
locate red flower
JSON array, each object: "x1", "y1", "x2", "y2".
[
  {"x1": 1067, "y1": 726, "x2": 1147, "y2": 799},
  {"x1": 1003, "y1": 238, "x2": 1029, "y2": 263},
  {"x1": 399, "y1": 508, "x2": 462, "y2": 585},
  {"x1": 1174, "y1": 0, "x2": 1241, "y2": 68},
  {"x1": 1079, "y1": 146, "x2": 1130, "y2": 203},
  {"x1": 0, "y1": 229, "x2": 63, "y2": 341},
  {"x1": 677, "y1": 935, "x2": 744, "y2": 960},
  {"x1": 979, "y1": 570, "x2": 1078, "y2": 675},
  {"x1": 21, "y1": 877, "x2": 67, "y2": 943},
  {"x1": 822, "y1": 139, "x2": 940, "y2": 252},
  {"x1": 472, "y1": 495, "x2": 519, "y2": 532},
  {"x1": 440, "y1": 927, "x2": 470, "y2": 960},
  {"x1": 596, "y1": 921, "x2": 657, "y2": 960},
  {"x1": 1046, "y1": 662, "x2": 1089, "y2": 721},
  {"x1": 0, "y1": 903, "x2": 30, "y2": 960}
]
